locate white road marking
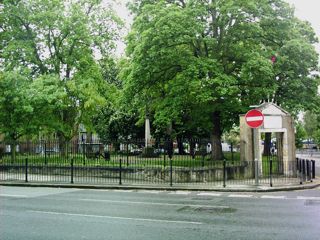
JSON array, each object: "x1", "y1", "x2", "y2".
[
  {"x1": 112, "y1": 190, "x2": 133, "y2": 193},
  {"x1": 88, "y1": 189, "x2": 109, "y2": 192},
  {"x1": 79, "y1": 198, "x2": 229, "y2": 209},
  {"x1": 228, "y1": 194, "x2": 253, "y2": 198},
  {"x1": 169, "y1": 191, "x2": 191, "y2": 195},
  {"x1": 261, "y1": 195, "x2": 286, "y2": 199},
  {"x1": 197, "y1": 192, "x2": 222, "y2": 197},
  {"x1": 297, "y1": 196, "x2": 320, "y2": 200},
  {"x1": 0, "y1": 194, "x2": 28, "y2": 198},
  {"x1": 138, "y1": 190, "x2": 161, "y2": 194},
  {"x1": 28, "y1": 210, "x2": 203, "y2": 225}
]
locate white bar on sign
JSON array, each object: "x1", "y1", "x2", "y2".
[{"x1": 246, "y1": 116, "x2": 263, "y2": 122}]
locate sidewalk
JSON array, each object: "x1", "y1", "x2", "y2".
[{"x1": 1, "y1": 178, "x2": 319, "y2": 192}]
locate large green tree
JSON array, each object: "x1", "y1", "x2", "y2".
[
  {"x1": 0, "y1": 0, "x2": 122, "y2": 148},
  {"x1": 123, "y1": 0, "x2": 319, "y2": 160}
]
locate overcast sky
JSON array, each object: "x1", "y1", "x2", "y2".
[
  {"x1": 285, "y1": 0, "x2": 320, "y2": 55},
  {"x1": 114, "y1": 0, "x2": 320, "y2": 57}
]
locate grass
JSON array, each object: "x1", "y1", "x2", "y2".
[
  {"x1": 1, "y1": 151, "x2": 283, "y2": 172},
  {"x1": 0, "y1": 152, "x2": 245, "y2": 168}
]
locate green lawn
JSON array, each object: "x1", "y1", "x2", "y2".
[
  {"x1": 1, "y1": 151, "x2": 283, "y2": 171},
  {"x1": 0, "y1": 152, "x2": 245, "y2": 168}
]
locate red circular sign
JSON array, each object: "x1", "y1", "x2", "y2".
[{"x1": 245, "y1": 109, "x2": 264, "y2": 128}]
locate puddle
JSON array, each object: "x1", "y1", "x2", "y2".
[
  {"x1": 305, "y1": 200, "x2": 320, "y2": 206},
  {"x1": 178, "y1": 205, "x2": 237, "y2": 214}
]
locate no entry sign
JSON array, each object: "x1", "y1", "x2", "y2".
[{"x1": 245, "y1": 109, "x2": 264, "y2": 128}]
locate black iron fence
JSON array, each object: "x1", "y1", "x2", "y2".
[{"x1": 0, "y1": 140, "x2": 315, "y2": 187}]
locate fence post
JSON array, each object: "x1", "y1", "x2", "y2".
[
  {"x1": 299, "y1": 158, "x2": 303, "y2": 185},
  {"x1": 44, "y1": 141, "x2": 47, "y2": 165},
  {"x1": 170, "y1": 156, "x2": 173, "y2": 187},
  {"x1": 255, "y1": 158, "x2": 259, "y2": 186},
  {"x1": 269, "y1": 158, "x2": 273, "y2": 187},
  {"x1": 223, "y1": 159, "x2": 226, "y2": 188},
  {"x1": 302, "y1": 159, "x2": 306, "y2": 182},
  {"x1": 25, "y1": 158, "x2": 28, "y2": 183},
  {"x1": 311, "y1": 160, "x2": 316, "y2": 179},
  {"x1": 306, "y1": 160, "x2": 310, "y2": 181},
  {"x1": 83, "y1": 141, "x2": 86, "y2": 165},
  {"x1": 71, "y1": 158, "x2": 74, "y2": 184},
  {"x1": 119, "y1": 158, "x2": 122, "y2": 185},
  {"x1": 126, "y1": 144, "x2": 129, "y2": 167}
]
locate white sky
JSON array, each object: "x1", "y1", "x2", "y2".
[
  {"x1": 114, "y1": 0, "x2": 320, "y2": 58},
  {"x1": 285, "y1": 0, "x2": 320, "y2": 56}
]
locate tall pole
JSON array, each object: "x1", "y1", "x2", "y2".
[{"x1": 253, "y1": 128, "x2": 259, "y2": 185}]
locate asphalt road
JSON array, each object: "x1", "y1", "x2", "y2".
[{"x1": 1, "y1": 186, "x2": 320, "y2": 240}]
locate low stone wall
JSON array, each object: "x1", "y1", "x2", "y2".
[{"x1": 0, "y1": 164, "x2": 249, "y2": 183}]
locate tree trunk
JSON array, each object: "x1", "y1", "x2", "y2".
[
  {"x1": 210, "y1": 112, "x2": 223, "y2": 160},
  {"x1": 86, "y1": 132, "x2": 93, "y2": 157},
  {"x1": 263, "y1": 132, "x2": 271, "y2": 156},
  {"x1": 10, "y1": 143, "x2": 16, "y2": 164},
  {"x1": 230, "y1": 143, "x2": 234, "y2": 161},
  {"x1": 190, "y1": 140, "x2": 196, "y2": 159},
  {"x1": 177, "y1": 138, "x2": 185, "y2": 155},
  {"x1": 57, "y1": 131, "x2": 67, "y2": 157}
]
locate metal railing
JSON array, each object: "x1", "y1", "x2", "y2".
[{"x1": 0, "y1": 140, "x2": 313, "y2": 187}]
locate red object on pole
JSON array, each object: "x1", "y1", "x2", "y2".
[{"x1": 245, "y1": 109, "x2": 264, "y2": 128}]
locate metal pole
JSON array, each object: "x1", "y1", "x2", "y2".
[
  {"x1": 170, "y1": 156, "x2": 173, "y2": 187},
  {"x1": 126, "y1": 143, "x2": 129, "y2": 167},
  {"x1": 223, "y1": 159, "x2": 226, "y2": 188},
  {"x1": 71, "y1": 158, "x2": 74, "y2": 184},
  {"x1": 44, "y1": 141, "x2": 47, "y2": 165},
  {"x1": 311, "y1": 160, "x2": 315, "y2": 179},
  {"x1": 252, "y1": 128, "x2": 259, "y2": 186},
  {"x1": 119, "y1": 158, "x2": 122, "y2": 185},
  {"x1": 302, "y1": 159, "x2": 306, "y2": 182},
  {"x1": 25, "y1": 158, "x2": 28, "y2": 183},
  {"x1": 83, "y1": 141, "x2": 86, "y2": 165},
  {"x1": 269, "y1": 158, "x2": 273, "y2": 187},
  {"x1": 299, "y1": 159, "x2": 303, "y2": 185}
]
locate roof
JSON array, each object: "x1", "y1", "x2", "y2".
[{"x1": 256, "y1": 102, "x2": 289, "y2": 116}]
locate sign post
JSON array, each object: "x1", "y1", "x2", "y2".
[{"x1": 245, "y1": 109, "x2": 264, "y2": 185}]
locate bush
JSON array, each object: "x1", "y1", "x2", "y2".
[{"x1": 141, "y1": 147, "x2": 158, "y2": 158}]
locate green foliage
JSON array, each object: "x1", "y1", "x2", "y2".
[
  {"x1": 0, "y1": 0, "x2": 122, "y2": 140},
  {"x1": 303, "y1": 110, "x2": 318, "y2": 140},
  {"x1": 123, "y1": 0, "x2": 319, "y2": 159},
  {"x1": 223, "y1": 126, "x2": 240, "y2": 147},
  {"x1": 92, "y1": 104, "x2": 144, "y2": 143},
  {"x1": 0, "y1": 71, "x2": 34, "y2": 142},
  {"x1": 295, "y1": 121, "x2": 307, "y2": 149}
]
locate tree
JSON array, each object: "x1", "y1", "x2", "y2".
[
  {"x1": 223, "y1": 126, "x2": 240, "y2": 160},
  {"x1": 123, "y1": 0, "x2": 319, "y2": 160},
  {"x1": 0, "y1": 71, "x2": 33, "y2": 161},
  {"x1": 0, "y1": 70, "x2": 63, "y2": 159},
  {"x1": 1, "y1": 0, "x2": 122, "y2": 151},
  {"x1": 304, "y1": 110, "x2": 318, "y2": 141},
  {"x1": 295, "y1": 121, "x2": 307, "y2": 149}
]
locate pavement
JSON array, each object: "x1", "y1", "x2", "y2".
[
  {"x1": 1, "y1": 186, "x2": 320, "y2": 240},
  {"x1": 1, "y1": 177, "x2": 319, "y2": 192}
]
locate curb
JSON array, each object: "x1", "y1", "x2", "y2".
[{"x1": 1, "y1": 181, "x2": 319, "y2": 192}]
